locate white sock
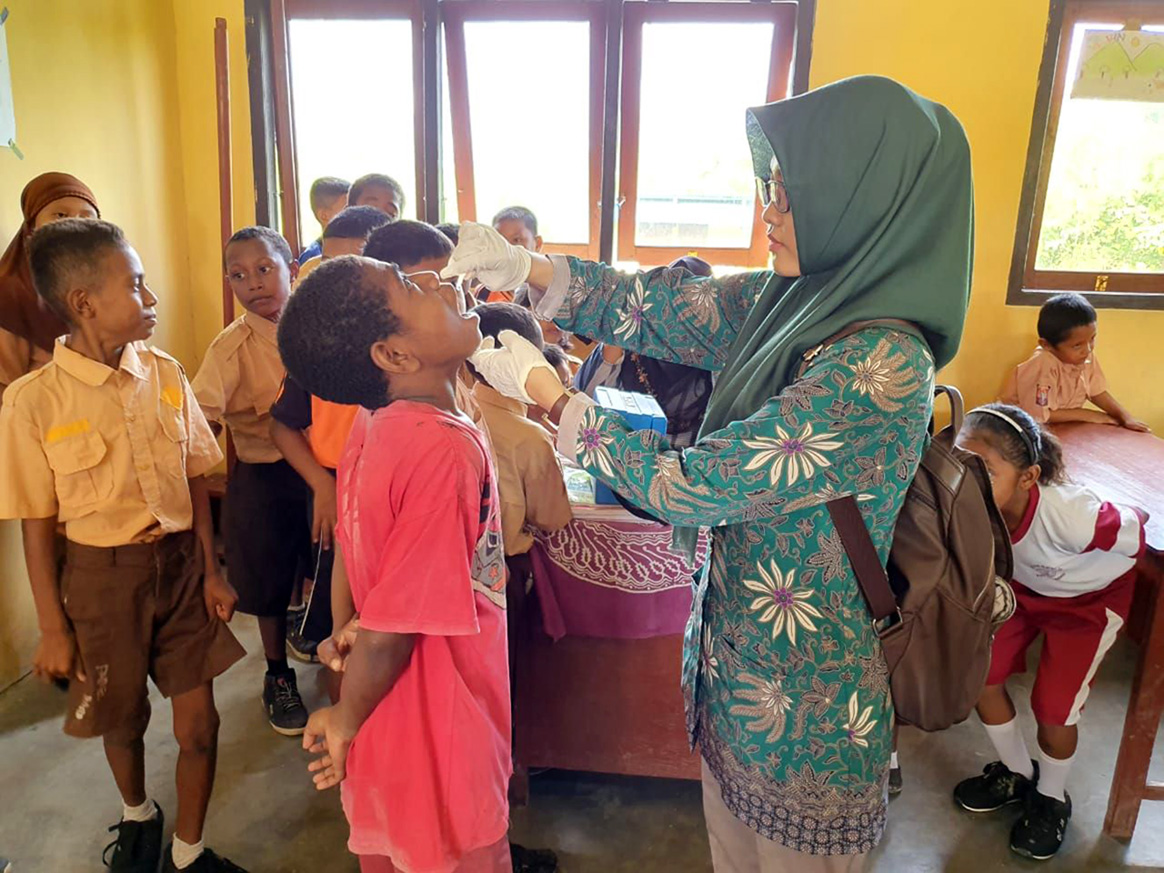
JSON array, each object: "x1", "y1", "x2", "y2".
[
  {"x1": 171, "y1": 836, "x2": 204, "y2": 870},
  {"x1": 983, "y1": 717, "x2": 1034, "y2": 779},
  {"x1": 890, "y1": 751, "x2": 899, "y2": 769},
  {"x1": 121, "y1": 798, "x2": 158, "y2": 823},
  {"x1": 1036, "y1": 748, "x2": 1075, "y2": 801}
]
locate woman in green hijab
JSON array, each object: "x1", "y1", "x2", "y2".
[{"x1": 453, "y1": 75, "x2": 973, "y2": 869}]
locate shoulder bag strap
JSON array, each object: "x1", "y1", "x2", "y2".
[{"x1": 826, "y1": 495, "x2": 899, "y2": 622}]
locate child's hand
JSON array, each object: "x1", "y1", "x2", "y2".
[
  {"x1": 313, "y1": 478, "x2": 338, "y2": 550},
  {"x1": 34, "y1": 627, "x2": 85, "y2": 683},
  {"x1": 203, "y1": 570, "x2": 239, "y2": 622},
  {"x1": 1118, "y1": 414, "x2": 1151, "y2": 433},
  {"x1": 304, "y1": 705, "x2": 357, "y2": 790},
  {"x1": 318, "y1": 616, "x2": 360, "y2": 673},
  {"x1": 441, "y1": 222, "x2": 532, "y2": 292}
]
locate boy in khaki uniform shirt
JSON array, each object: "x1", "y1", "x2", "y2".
[
  {"x1": 193, "y1": 227, "x2": 312, "y2": 738},
  {"x1": 0, "y1": 220, "x2": 247, "y2": 873}
]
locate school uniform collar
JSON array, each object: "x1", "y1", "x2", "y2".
[
  {"x1": 243, "y1": 310, "x2": 278, "y2": 343},
  {"x1": 53, "y1": 338, "x2": 150, "y2": 386},
  {"x1": 472, "y1": 381, "x2": 527, "y2": 416}
]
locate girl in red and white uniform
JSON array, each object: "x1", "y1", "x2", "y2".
[{"x1": 952, "y1": 403, "x2": 1147, "y2": 861}]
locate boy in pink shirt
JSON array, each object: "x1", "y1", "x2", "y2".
[
  {"x1": 276, "y1": 255, "x2": 511, "y2": 873},
  {"x1": 1001, "y1": 293, "x2": 1148, "y2": 431}
]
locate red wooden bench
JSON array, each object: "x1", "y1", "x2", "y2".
[{"x1": 1052, "y1": 423, "x2": 1164, "y2": 839}]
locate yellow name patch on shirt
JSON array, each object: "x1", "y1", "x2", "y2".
[
  {"x1": 161, "y1": 386, "x2": 184, "y2": 410},
  {"x1": 46, "y1": 419, "x2": 91, "y2": 444}
]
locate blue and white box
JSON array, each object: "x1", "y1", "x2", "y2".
[{"x1": 592, "y1": 387, "x2": 668, "y2": 505}]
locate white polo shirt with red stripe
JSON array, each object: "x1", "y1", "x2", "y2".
[{"x1": 1011, "y1": 482, "x2": 1147, "y2": 597}]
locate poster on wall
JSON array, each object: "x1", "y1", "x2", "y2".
[
  {"x1": 1072, "y1": 29, "x2": 1164, "y2": 102},
  {"x1": 0, "y1": 7, "x2": 15, "y2": 151}
]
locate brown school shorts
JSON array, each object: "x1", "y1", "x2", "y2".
[{"x1": 60, "y1": 530, "x2": 246, "y2": 738}]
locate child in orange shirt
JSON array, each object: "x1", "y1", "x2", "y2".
[{"x1": 1001, "y1": 293, "x2": 1148, "y2": 431}]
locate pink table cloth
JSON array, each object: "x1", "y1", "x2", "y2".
[{"x1": 529, "y1": 506, "x2": 710, "y2": 640}]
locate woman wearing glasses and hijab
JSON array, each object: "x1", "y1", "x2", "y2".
[{"x1": 447, "y1": 75, "x2": 973, "y2": 871}]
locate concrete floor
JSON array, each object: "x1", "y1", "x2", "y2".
[{"x1": 2, "y1": 616, "x2": 1164, "y2": 872}]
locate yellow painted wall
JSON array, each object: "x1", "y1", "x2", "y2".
[
  {"x1": 0, "y1": 0, "x2": 250, "y2": 687},
  {"x1": 809, "y1": 0, "x2": 1164, "y2": 431},
  {"x1": 171, "y1": 0, "x2": 256, "y2": 367}
]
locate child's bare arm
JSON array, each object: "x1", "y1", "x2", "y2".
[
  {"x1": 1048, "y1": 407, "x2": 1117, "y2": 426},
  {"x1": 271, "y1": 418, "x2": 338, "y2": 549},
  {"x1": 1090, "y1": 391, "x2": 1151, "y2": 432},
  {"x1": 21, "y1": 516, "x2": 82, "y2": 683},
  {"x1": 304, "y1": 629, "x2": 416, "y2": 789},
  {"x1": 190, "y1": 475, "x2": 238, "y2": 621}
]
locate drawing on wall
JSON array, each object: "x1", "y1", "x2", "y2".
[
  {"x1": 1073, "y1": 29, "x2": 1164, "y2": 102},
  {"x1": 0, "y1": 7, "x2": 16, "y2": 155}
]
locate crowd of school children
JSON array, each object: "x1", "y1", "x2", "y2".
[{"x1": 0, "y1": 165, "x2": 1151, "y2": 872}]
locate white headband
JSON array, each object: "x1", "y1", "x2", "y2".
[{"x1": 970, "y1": 407, "x2": 1040, "y2": 465}]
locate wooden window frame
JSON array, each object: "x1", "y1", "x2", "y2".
[
  {"x1": 1009, "y1": 0, "x2": 1164, "y2": 310},
  {"x1": 271, "y1": 0, "x2": 427, "y2": 253},
  {"x1": 616, "y1": 1, "x2": 797, "y2": 268},
  {"x1": 442, "y1": 1, "x2": 606, "y2": 260}
]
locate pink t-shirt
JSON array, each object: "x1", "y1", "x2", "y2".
[
  {"x1": 1000, "y1": 346, "x2": 1107, "y2": 423},
  {"x1": 336, "y1": 401, "x2": 511, "y2": 872}
]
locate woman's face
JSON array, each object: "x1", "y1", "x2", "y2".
[
  {"x1": 761, "y1": 161, "x2": 800, "y2": 277},
  {"x1": 33, "y1": 196, "x2": 98, "y2": 229}
]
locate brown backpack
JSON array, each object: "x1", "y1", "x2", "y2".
[{"x1": 805, "y1": 325, "x2": 1013, "y2": 731}]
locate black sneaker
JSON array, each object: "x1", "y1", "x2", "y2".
[
  {"x1": 954, "y1": 760, "x2": 1038, "y2": 813},
  {"x1": 888, "y1": 764, "x2": 904, "y2": 796},
  {"x1": 511, "y1": 844, "x2": 558, "y2": 873},
  {"x1": 102, "y1": 804, "x2": 164, "y2": 872},
  {"x1": 162, "y1": 846, "x2": 247, "y2": 872},
  {"x1": 262, "y1": 670, "x2": 309, "y2": 736},
  {"x1": 285, "y1": 607, "x2": 319, "y2": 663},
  {"x1": 1011, "y1": 790, "x2": 1072, "y2": 860}
]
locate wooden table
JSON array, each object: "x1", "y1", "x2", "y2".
[
  {"x1": 1052, "y1": 423, "x2": 1164, "y2": 839},
  {"x1": 512, "y1": 506, "x2": 702, "y2": 797}
]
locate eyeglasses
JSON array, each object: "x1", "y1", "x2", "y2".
[{"x1": 756, "y1": 177, "x2": 790, "y2": 214}]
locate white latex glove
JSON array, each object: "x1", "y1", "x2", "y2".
[
  {"x1": 469, "y1": 330, "x2": 559, "y2": 406},
  {"x1": 440, "y1": 221, "x2": 533, "y2": 292}
]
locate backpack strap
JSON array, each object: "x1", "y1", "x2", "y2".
[{"x1": 827, "y1": 496, "x2": 900, "y2": 624}]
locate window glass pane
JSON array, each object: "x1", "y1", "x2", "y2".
[
  {"x1": 634, "y1": 22, "x2": 774, "y2": 250},
  {"x1": 1035, "y1": 23, "x2": 1164, "y2": 274},
  {"x1": 463, "y1": 21, "x2": 591, "y2": 243},
  {"x1": 288, "y1": 19, "x2": 416, "y2": 240}
]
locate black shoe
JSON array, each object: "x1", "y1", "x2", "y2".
[
  {"x1": 1011, "y1": 790, "x2": 1072, "y2": 860},
  {"x1": 954, "y1": 760, "x2": 1038, "y2": 813},
  {"x1": 888, "y1": 764, "x2": 903, "y2": 796},
  {"x1": 286, "y1": 607, "x2": 319, "y2": 663},
  {"x1": 1, "y1": 855, "x2": 12, "y2": 873},
  {"x1": 262, "y1": 669, "x2": 309, "y2": 736},
  {"x1": 162, "y1": 846, "x2": 247, "y2": 872},
  {"x1": 511, "y1": 843, "x2": 558, "y2": 873},
  {"x1": 102, "y1": 804, "x2": 164, "y2": 872}
]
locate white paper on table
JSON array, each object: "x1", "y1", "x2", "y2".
[{"x1": 0, "y1": 11, "x2": 14, "y2": 147}]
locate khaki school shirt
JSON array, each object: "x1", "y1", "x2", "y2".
[
  {"x1": 1000, "y1": 346, "x2": 1108, "y2": 424},
  {"x1": 472, "y1": 382, "x2": 572, "y2": 556},
  {"x1": 0, "y1": 340, "x2": 223, "y2": 546},
  {"x1": 192, "y1": 312, "x2": 284, "y2": 464}
]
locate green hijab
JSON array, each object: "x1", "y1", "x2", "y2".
[{"x1": 699, "y1": 75, "x2": 974, "y2": 437}]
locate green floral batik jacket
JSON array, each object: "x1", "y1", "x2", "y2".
[{"x1": 540, "y1": 256, "x2": 935, "y2": 855}]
